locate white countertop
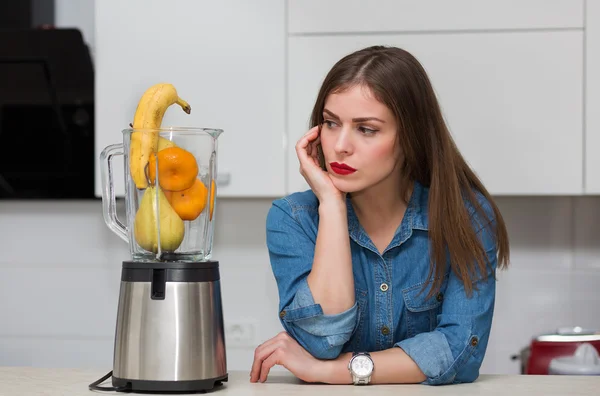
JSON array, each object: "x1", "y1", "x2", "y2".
[{"x1": 0, "y1": 367, "x2": 598, "y2": 395}]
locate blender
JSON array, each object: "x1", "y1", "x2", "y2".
[{"x1": 91, "y1": 126, "x2": 227, "y2": 393}]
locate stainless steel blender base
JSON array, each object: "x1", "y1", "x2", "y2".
[{"x1": 112, "y1": 261, "x2": 227, "y2": 392}]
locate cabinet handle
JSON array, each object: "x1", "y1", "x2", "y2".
[{"x1": 217, "y1": 172, "x2": 231, "y2": 186}]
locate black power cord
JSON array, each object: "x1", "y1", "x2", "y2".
[{"x1": 88, "y1": 370, "x2": 130, "y2": 392}]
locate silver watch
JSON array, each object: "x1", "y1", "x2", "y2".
[{"x1": 348, "y1": 352, "x2": 374, "y2": 385}]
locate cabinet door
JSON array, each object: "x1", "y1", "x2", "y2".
[
  {"x1": 287, "y1": 32, "x2": 583, "y2": 195},
  {"x1": 288, "y1": 0, "x2": 583, "y2": 34},
  {"x1": 586, "y1": 0, "x2": 600, "y2": 194},
  {"x1": 95, "y1": 0, "x2": 285, "y2": 198}
]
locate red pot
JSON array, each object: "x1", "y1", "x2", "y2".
[{"x1": 516, "y1": 328, "x2": 600, "y2": 375}]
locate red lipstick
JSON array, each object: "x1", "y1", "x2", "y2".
[{"x1": 330, "y1": 162, "x2": 356, "y2": 175}]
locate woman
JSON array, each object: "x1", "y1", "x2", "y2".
[{"x1": 250, "y1": 45, "x2": 510, "y2": 386}]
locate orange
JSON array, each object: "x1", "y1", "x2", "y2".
[
  {"x1": 147, "y1": 147, "x2": 198, "y2": 191},
  {"x1": 209, "y1": 179, "x2": 216, "y2": 221},
  {"x1": 164, "y1": 178, "x2": 208, "y2": 221}
]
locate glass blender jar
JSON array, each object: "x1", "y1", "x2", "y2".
[{"x1": 101, "y1": 127, "x2": 222, "y2": 262}]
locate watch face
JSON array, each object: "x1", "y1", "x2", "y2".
[{"x1": 351, "y1": 355, "x2": 373, "y2": 377}]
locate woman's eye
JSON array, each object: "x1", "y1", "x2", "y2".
[
  {"x1": 359, "y1": 126, "x2": 377, "y2": 135},
  {"x1": 323, "y1": 120, "x2": 338, "y2": 128}
]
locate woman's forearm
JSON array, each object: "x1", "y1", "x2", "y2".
[
  {"x1": 322, "y1": 348, "x2": 426, "y2": 384},
  {"x1": 307, "y1": 199, "x2": 354, "y2": 315}
]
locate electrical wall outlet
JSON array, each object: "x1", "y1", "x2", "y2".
[{"x1": 225, "y1": 321, "x2": 258, "y2": 348}]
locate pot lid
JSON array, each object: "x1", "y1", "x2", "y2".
[{"x1": 536, "y1": 327, "x2": 600, "y2": 342}]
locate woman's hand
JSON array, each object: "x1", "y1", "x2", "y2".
[
  {"x1": 250, "y1": 332, "x2": 326, "y2": 383},
  {"x1": 296, "y1": 126, "x2": 345, "y2": 204}
]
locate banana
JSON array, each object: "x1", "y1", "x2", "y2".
[{"x1": 129, "y1": 83, "x2": 191, "y2": 189}]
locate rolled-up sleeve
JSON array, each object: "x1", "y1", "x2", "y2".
[
  {"x1": 396, "y1": 217, "x2": 498, "y2": 385},
  {"x1": 266, "y1": 198, "x2": 358, "y2": 360}
]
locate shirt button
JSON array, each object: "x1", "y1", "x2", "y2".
[
  {"x1": 437, "y1": 292, "x2": 444, "y2": 302},
  {"x1": 279, "y1": 311, "x2": 286, "y2": 318},
  {"x1": 380, "y1": 283, "x2": 389, "y2": 292},
  {"x1": 471, "y1": 336, "x2": 479, "y2": 346},
  {"x1": 381, "y1": 326, "x2": 390, "y2": 335}
]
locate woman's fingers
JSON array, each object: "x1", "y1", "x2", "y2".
[
  {"x1": 251, "y1": 344, "x2": 276, "y2": 381},
  {"x1": 250, "y1": 335, "x2": 286, "y2": 382},
  {"x1": 297, "y1": 127, "x2": 320, "y2": 164},
  {"x1": 259, "y1": 349, "x2": 283, "y2": 383},
  {"x1": 296, "y1": 126, "x2": 320, "y2": 152},
  {"x1": 305, "y1": 125, "x2": 320, "y2": 138}
]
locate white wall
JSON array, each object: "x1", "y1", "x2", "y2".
[{"x1": 1, "y1": 0, "x2": 598, "y2": 377}]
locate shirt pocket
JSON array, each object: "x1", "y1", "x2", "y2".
[
  {"x1": 348, "y1": 288, "x2": 368, "y2": 352},
  {"x1": 402, "y1": 276, "x2": 448, "y2": 339}
]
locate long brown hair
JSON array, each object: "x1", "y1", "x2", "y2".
[{"x1": 309, "y1": 46, "x2": 510, "y2": 297}]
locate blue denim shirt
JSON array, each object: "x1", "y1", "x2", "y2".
[{"x1": 265, "y1": 181, "x2": 498, "y2": 385}]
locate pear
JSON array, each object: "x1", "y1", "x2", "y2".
[
  {"x1": 157, "y1": 136, "x2": 176, "y2": 151},
  {"x1": 134, "y1": 185, "x2": 185, "y2": 253}
]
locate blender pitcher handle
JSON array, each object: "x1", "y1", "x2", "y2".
[{"x1": 100, "y1": 144, "x2": 129, "y2": 243}]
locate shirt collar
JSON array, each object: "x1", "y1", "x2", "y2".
[{"x1": 346, "y1": 180, "x2": 429, "y2": 255}]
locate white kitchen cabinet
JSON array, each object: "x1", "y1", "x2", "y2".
[
  {"x1": 288, "y1": 0, "x2": 583, "y2": 34},
  {"x1": 94, "y1": 0, "x2": 285, "y2": 198},
  {"x1": 287, "y1": 31, "x2": 583, "y2": 195},
  {"x1": 586, "y1": 0, "x2": 600, "y2": 194}
]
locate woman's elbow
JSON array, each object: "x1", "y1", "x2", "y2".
[
  {"x1": 308, "y1": 341, "x2": 344, "y2": 360},
  {"x1": 284, "y1": 323, "x2": 351, "y2": 360}
]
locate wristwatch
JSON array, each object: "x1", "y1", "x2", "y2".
[{"x1": 348, "y1": 352, "x2": 374, "y2": 385}]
